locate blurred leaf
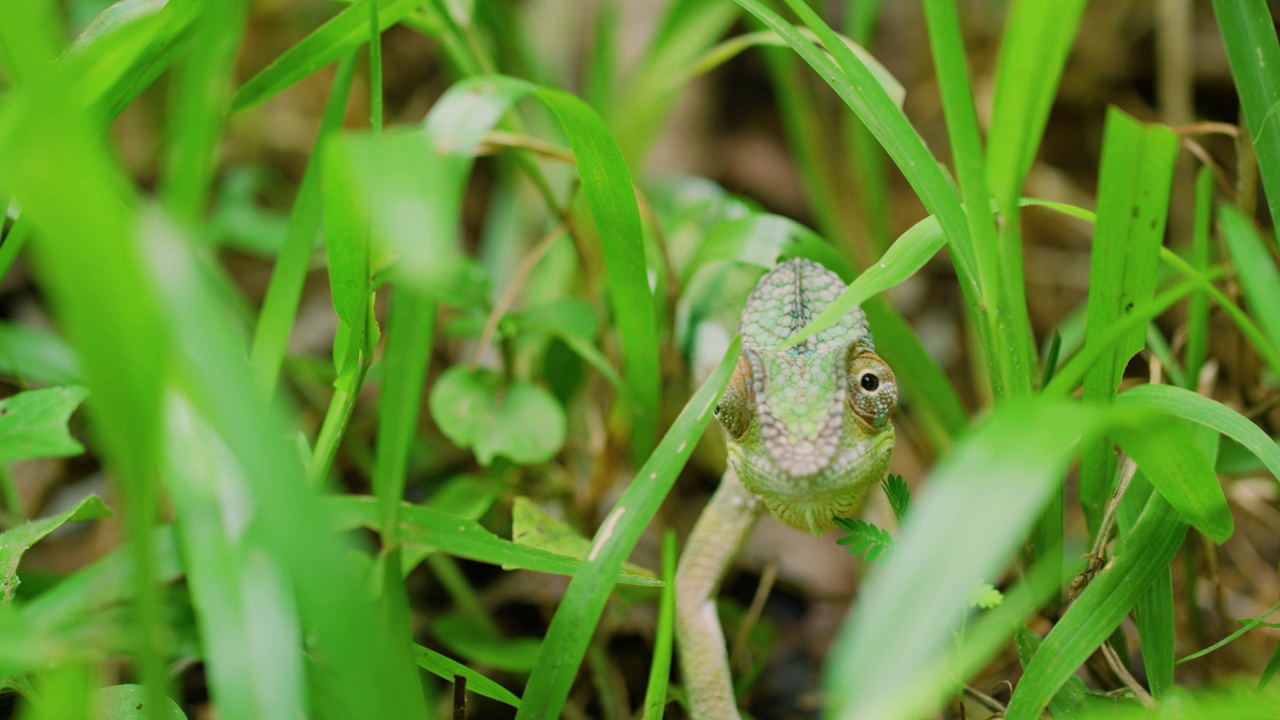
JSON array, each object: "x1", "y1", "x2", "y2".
[
  {"x1": 1, "y1": 495, "x2": 111, "y2": 604},
  {"x1": 329, "y1": 495, "x2": 661, "y2": 586},
  {"x1": 823, "y1": 396, "x2": 1220, "y2": 720},
  {"x1": 414, "y1": 644, "x2": 521, "y2": 708},
  {"x1": 517, "y1": 334, "x2": 740, "y2": 720},
  {"x1": 160, "y1": 395, "x2": 304, "y2": 719},
  {"x1": 231, "y1": 0, "x2": 422, "y2": 112},
  {"x1": 969, "y1": 583, "x2": 1003, "y2": 610},
  {"x1": 428, "y1": 366, "x2": 566, "y2": 466},
  {"x1": 430, "y1": 612, "x2": 541, "y2": 674},
  {"x1": 0, "y1": 385, "x2": 89, "y2": 463},
  {"x1": 91, "y1": 684, "x2": 185, "y2": 719},
  {"x1": 1219, "y1": 202, "x2": 1280, "y2": 357},
  {"x1": 64, "y1": 0, "x2": 200, "y2": 122}
]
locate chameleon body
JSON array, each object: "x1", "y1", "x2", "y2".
[{"x1": 675, "y1": 258, "x2": 897, "y2": 719}]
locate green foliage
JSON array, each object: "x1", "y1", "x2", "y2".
[
  {"x1": 835, "y1": 518, "x2": 895, "y2": 566},
  {"x1": 1, "y1": 0, "x2": 1280, "y2": 717},
  {"x1": 429, "y1": 367, "x2": 566, "y2": 466},
  {"x1": 0, "y1": 386, "x2": 89, "y2": 463}
]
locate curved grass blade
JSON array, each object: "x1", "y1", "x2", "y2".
[
  {"x1": 328, "y1": 496, "x2": 660, "y2": 586},
  {"x1": 1117, "y1": 383, "x2": 1280, "y2": 484},
  {"x1": 515, "y1": 335, "x2": 740, "y2": 720},
  {"x1": 230, "y1": 0, "x2": 422, "y2": 112}
]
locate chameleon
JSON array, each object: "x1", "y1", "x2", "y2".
[{"x1": 675, "y1": 258, "x2": 898, "y2": 719}]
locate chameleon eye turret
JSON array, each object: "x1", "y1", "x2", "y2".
[
  {"x1": 713, "y1": 355, "x2": 756, "y2": 440},
  {"x1": 847, "y1": 348, "x2": 897, "y2": 430}
]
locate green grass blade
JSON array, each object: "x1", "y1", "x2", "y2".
[
  {"x1": 373, "y1": 288, "x2": 435, "y2": 539},
  {"x1": 786, "y1": 214, "x2": 944, "y2": 347},
  {"x1": 0, "y1": 3, "x2": 168, "y2": 708},
  {"x1": 985, "y1": 0, "x2": 1089, "y2": 213},
  {"x1": 1004, "y1": 495, "x2": 1187, "y2": 719},
  {"x1": 329, "y1": 496, "x2": 661, "y2": 586},
  {"x1": 515, "y1": 335, "x2": 740, "y2": 720},
  {"x1": 146, "y1": 219, "x2": 428, "y2": 719},
  {"x1": 641, "y1": 529, "x2": 677, "y2": 720},
  {"x1": 0, "y1": 217, "x2": 30, "y2": 284},
  {"x1": 1113, "y1": 416, "x2": 1230, "y2": 544},
  {"x1": 1186, "y1": 166, "x2": 1215, "y2": 386},
  {"x1": 65, "y1": 0, "x2": 199, "y2": 124},
  {"x1": 731, "y1": 0, "x2": 975, "y2": 287},
  {"x1": 1117, "y1": 383, "x2": 1280, "y2": 484},
  {"x1": 1218, "y1": 202, "x2": 1280, "y2": 355},
  {"x1": 415, "y1": 644, "x2": 521, "y2": 709},
  {"x1": 824, "y1": 397, "x2": 1113, "y2": 720},
  {"x1": 159, "y1": 0, "x2": 246, "y2": 224},
  {"x1": 160, "y1": 396, "x2": 306, "y2": 719},
  {"x1": 1135, "y1": 557, "x2": 1177, "y2": 698},
  {"x1": 249, "y1": 52, "x2": 356, "y2": 397},
  {"x1": 1078, "y1": 108, "x2": 1179, "y2": 536},
  {"x1": 611, "y1": 0, "x2": 739, "y2": 161},
  {"x1": 230, "y1": 0, "x2": 421, "y2": 112},
  {"x1": 1209, "y1": 0, "x2": 1280, "y2": 229}
]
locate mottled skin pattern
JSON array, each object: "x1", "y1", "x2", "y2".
[{"x1": 675, "y1": 259, "x2": 898, "y2": 719}]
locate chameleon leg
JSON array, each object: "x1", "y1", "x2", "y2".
[{"x1": 675, "y1": 468, "x2": 764, "y2": 720}]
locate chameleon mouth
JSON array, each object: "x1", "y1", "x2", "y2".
[{"x1": 729, "y1": 429, "x2": 895, "y2": 535}]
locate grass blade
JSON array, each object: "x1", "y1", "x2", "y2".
[
  {"x1": 1117, "y1": 383, "x2": 1280, "y2": 484},
  {"x1": 1209, "y1": 0, "x2": 1280, "y2": 229},
  {"x1": 249, "y1": 52, "x2": 356, "y2": 397},
  {"x1": 515, "y1": 335, "x2": 740, "y2": 720},
  {"x1": 230, "y1": 0, "x2": 422, "y2": 112},
  {"x1": 1078, "y1": 108, "x2": 1179, "y2": 536},
  {"x1": 415, "y1": 645, "x2": 521, "y2": 709},
  {"x1": 1004, "y1": 495, "x2": 1187, "y2": 719},
  {"x1": 985, "y1": 0, "x2": 1089, "y2": 213},
  {"x1": 641, "y1": 529, "x2": 677, "y2": 719},
  {"x1": 1218, "y1": 202, "x2": 1280, "y2": 355}
]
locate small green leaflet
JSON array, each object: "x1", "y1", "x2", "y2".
[
  {"x1": 428, "y1": 366, "x2": 566, "y2": 466},
  {"x1": 882, "y1": 474, "x2": 910, "y2": 522},
  {"x1": 835, "y1": 518, "x2": 895, "y2": 565}
]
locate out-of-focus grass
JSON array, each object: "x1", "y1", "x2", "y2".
[{"x1": 1, "y1": 0, "x2": 1280, "y2": 719}]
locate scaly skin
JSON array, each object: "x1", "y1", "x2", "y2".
[{"x1": 675, "y1": 258, "x2": 898, "y2": 719}]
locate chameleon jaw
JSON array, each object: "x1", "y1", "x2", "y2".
[{"x1": 728, "y1": 428, "x2": 895, "y2": 536}]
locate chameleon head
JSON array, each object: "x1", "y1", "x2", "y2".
[{"x1": 712, "y1": 259, "x2": 897, "y2": 535}]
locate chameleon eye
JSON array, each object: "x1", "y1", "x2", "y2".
[
  {"x1": 715, "y1": 354, "x2": 755, "y2": 440},
  {"x1": 847, "y1": 349, "x2": 896, "y2": 430}
]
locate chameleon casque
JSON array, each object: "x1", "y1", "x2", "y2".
[{"x1": 675, "y1": 258, "x2": 898, "y2": 719}]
